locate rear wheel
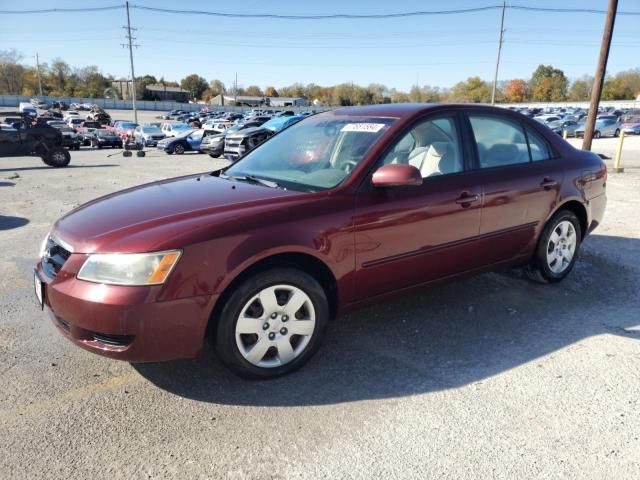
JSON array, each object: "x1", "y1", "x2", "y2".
[
  {"x1": 525, "y1": 210, "x2": 582, "y2": 283},
  {"x1": 215, "y1": 268, "x2": 329, "y2": 379},
  {"x1": 43, "y1": 147, "x2": 71, "y2": 167},
  {"x1": 594, "y1": 130, "x2": 601, "y2": 139}
]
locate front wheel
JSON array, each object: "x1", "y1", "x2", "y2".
[
  {"x1": 173, "y1": 143, "x2": 185, "y2": 155},
  {"x1": 594, "y1": 131, "x2": 601, "y2": 139},
  {"x1": 43, "y1": 147, "x2": 71, "y2": 167},
  {"x1": 215, "y1": 268, "x2": 329, "y2": 379},
  {"x1": 525, "y1": 210, "x2": 582, "y2": 283},
  {"x1": 614, "y1": 129, "x2": 620, "y2": 137}
]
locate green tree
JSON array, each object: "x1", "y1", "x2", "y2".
[
  {"x1": 530, "y1": 65, "x2": 568, "y2": 101},
  {"x1": 449, "y1": 76, "x2": 491, "y2": 103},
  {"x1": 602, "y1": 69, "x2": 640, "y2": 100},
  {"x1": 46, "y1": 59, "x2": 72, "y2": 96},
  {"x1": 135, "y1": 74, "x2": 158, "y2": 100},
  {"x1": 180, "y1": 74, "x2": 208, "y2": 101},
  {"x1": 568, "y1": 76, "x2": 593, "y2": 101},
  {"x1": 209, "y1": 79, "x2": 225, "y2": 97}
]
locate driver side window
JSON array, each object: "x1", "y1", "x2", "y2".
[{"x1": 379, "y1": 116, "x2": 463, "y2": 178}]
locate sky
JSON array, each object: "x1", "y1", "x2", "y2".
[{"x1": 0, "y1": 0, "x2": 638, "y2": 92}]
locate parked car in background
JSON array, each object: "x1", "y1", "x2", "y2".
[
  {"x1": 621, "y1": 118, "x2": 640, "y2": 135},
  {"x1": 90, "y1": 129, "x2": 122, "y2": 148},
  {"x1": 77, "y1": 127, "x2": 99, "y2": 146},
  {"x1": 548, "y1": 120, "x2": 582, "y2": 137},
  {"x1": 160, "y1": 122, "x2": 192, "y2": 137},
  {"x1": 59, "y1": 127, "x2": 81, "y2": 150},
  {"x1": 66, "y1": 117, "x2": 84, "y2": 130},
  {"x1": 115, "y1": 122, "x2": 139, "y2": 138},
  {"x1": 47, "y1": 121, "x2": 67, "y2": 129},
  {"x1": 224, "y1": 115, "x2": 304, "y2": 161},
  {"x1": 80, "y1": 121, "x2": 101, "y2": 129},
  {"x1": 203, "y1": 119, "x2": 234, "y2": 133},
  {"x1": 133, "y1": 125, "x2": 165, "y2": 146},
  {"x1": 200, "y1": 121, "x2": 265, "y2": 158},
  {"x1": 34, "y1": 104, "x2": 607, "y2": 378},
  {"x1": 19, "y1": 102, "x2": 38, "y2": 117},
  {"x1": 64, "y1": 111, "x2": 81, "y2": 119},
  {"x1": 157, "y1": 129, "x2": 209, "y2": 154},
  {"x1": 575, "y1": 118, "x2": 621, "y2": 138}
]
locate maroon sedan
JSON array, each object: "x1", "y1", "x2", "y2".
[{"x1": 35, "y1": 104, "x2": 607, "y2": 378}]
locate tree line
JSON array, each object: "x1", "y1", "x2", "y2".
[{"x1": 1, "y1": 49, "x2": 638, "y2": 105}]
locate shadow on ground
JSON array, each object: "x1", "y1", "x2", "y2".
[
  {"x1": 0, "y1": 164, "x2": 118, "y2": 173},
  {"x1": 0, "y1": 215, "x2": 29, "y2": 230},
  {"x1": 134, "y1": 235, "x2": 639, "y2": 406}
]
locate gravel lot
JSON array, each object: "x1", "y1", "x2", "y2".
[{"x1": 1, "y1": 122, "x2": 639, "y2": 479}]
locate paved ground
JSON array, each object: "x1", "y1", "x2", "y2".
[{"x1": 1, "y1": 137, "x2": 639, "y2": 479}]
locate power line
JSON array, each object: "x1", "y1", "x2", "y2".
[{"x1": 1, "y1": 4, "x2": 639, "y2": 17}]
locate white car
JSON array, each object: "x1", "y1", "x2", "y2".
[
  {"x1": 64, "y1": 111, "x2": 81, "y2": 119},
  {"x1": 160, "y1": 122, "x2": 192, "y2": 137},
  {"x1": 203, "y1": 120, "x2": 234, "y2": 134}
]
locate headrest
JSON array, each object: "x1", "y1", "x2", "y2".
[{"x1": 428, "y1": 141, "x2": 450, "y2": 157}]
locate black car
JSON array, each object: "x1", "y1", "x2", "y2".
[
  {"x1": 0, "y1": 112, "x2": 69, "y2": 167},
  {"x1": 77, "y1": 127, "x2": 99, "y2": 146},
  {"x1": 91, "y1": 129, "x2": 122, "y2": 148},
  {"x1": 59, "y1": 127, "x2": 81, "y2": 150}
]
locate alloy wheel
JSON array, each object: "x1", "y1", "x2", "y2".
[
  {"x1": 546, "y1": 220, "x2": 577, "y2": 274},
  {"x1": 235, "y1": 284, "x2": 316, "y2": 368}
]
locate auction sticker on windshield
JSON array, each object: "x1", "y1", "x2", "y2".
[{"x1": 341, "y1": 123, "x2": 386, "y2": 133}]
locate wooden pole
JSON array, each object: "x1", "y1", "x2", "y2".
[{"x1": 582, "y1": 0, "x2": 617, "y2": 151}]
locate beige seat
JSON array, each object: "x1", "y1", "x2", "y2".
[{"x1": 408, "y1": 141, "x2": 458, "y2": 177}]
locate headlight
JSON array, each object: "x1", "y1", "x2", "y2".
[
  {"x1": 77, "y1": 250, "x2": 181, "y2": 286},
  {"x1": 39, "y1": 233, "x2": 50, "y2": 258}
]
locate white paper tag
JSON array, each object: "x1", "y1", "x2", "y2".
[{"x1": 341, "y1": 123, "x2": 385, "y2": 133}]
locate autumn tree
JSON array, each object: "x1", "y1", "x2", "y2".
[
  {"x1": 245, "y1": 85, "x2": 263, "y2": 96},
  {"x1": 135, "y1": 74, "x2": 158, "y2": 100},
  {"x1": 530, "y1": 65, "x2": 568, "y2": 102},
  {"x1": 504, "y1": 79, "x2": 528, "y2": 102},
  {"x1": 0, "y1": 49, "x2": 26, "y2": 94},
  {"x1": 264, "y1": 86, "x2": 279, "y2": 97},
  {"x1": 180, "y1": 74, "x2": 208, "y2": 100}
]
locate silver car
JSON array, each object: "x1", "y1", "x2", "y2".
[
  {"x1": 575, "y1": 118, "x2": 622, "y2": 138},
  {"x1": 133, "y1": 125, "x2": 166, "y2": 146}
]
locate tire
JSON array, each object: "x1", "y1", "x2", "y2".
[
  {"x1": 594, "y1": 131, "x2": 601, "y2": 139},
  {"x1": 525, "y1": 210, "x2": 582, "y2": 283},
  {"x1": 44, "y1": 147, "x2": 71, "y2": 167},
  {"x1": 209, "y1": 153, "x2": 218, "y2": 158},
  {"x1": 215, "y1": 268, "x2": 329, "y2": 379},
  {"x1": 173, "y1": 143, "x2": 185, "y2": 155},
  {"x1": 614, "y1": 129, "x2": 620, "y2": 137},
  {"x1": 122, "y1": 150, "x2": 133, "y2": 157}
]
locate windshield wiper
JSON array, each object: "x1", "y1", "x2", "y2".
[{"x1": 221, "y1": 173, "x2": 283, "y2": 189}]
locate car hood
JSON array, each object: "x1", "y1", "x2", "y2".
[{"x1": 53, "y1": 173, "x2": 300, "y2": 253}]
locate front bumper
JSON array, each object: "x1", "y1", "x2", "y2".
[{"x1": 35, "y1": 257, "x2": 213, "y2": 362}]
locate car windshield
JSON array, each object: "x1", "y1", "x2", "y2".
[
  {"x1": 224, "y1": 114, "x2": 396, "y2": 191},
  {"x1": 119, "y1": 122, "x2": 137, "y2": 129},
  {"x1": 97, "y1": 130, "x2": 115, "y2": 137},
  {"x1": 142, "y1": 127, "x2": 162, "y2": 134},
  {"x1": 172, "y1": 123, "x2": 191, "y2": 131},
  {"x1": 175, "y1": 129, "x2": 196, "y2": 138}
]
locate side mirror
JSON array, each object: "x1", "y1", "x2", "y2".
[{"x1": 371, "y1": 164, "x2": 423, "y2": 188}]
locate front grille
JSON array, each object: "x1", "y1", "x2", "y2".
[
  {"x1": 54, "y1": 315, "x2": 71, "y2": 332},
  {"x1": 92, "y1": 332, "x2": 134, "y2": 347},
  {"x1": 151, "y1": 135, "x2": 164, "y2": 140},
  {"x1": 42, "y1": 236, "x2": 71, "y2": 278},
  {"x1": 225, "y1": 137, "x2": 242, "y2": 149}
]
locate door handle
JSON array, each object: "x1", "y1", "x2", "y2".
[
  {"x1": 455, "y1": 193, "x2": 480, "y2": 205},
  {"x1": 540, "y1": 177, "x2": 558, "y2": 190}
]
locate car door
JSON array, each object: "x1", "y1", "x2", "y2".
[
  {"x1": 353, "y1": 113, "x2": 484, "y2": 301},
  {"x1": 0, "y1": 125, "x2": 22, "y2": 155},
  {"x1": 465, "y1": 112, "x2": 564, "y2": 264}
]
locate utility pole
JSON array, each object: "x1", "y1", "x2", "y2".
[
  {"x1": 491, "y1": 1, "x2": 506, "y2": 105},
  {"x1": 582, "y1": 0, "x2": 618, "y2": 151},
  {"x1": 35, "y1": 53, "x2": 43, "y2": 96},
  {"x1": 122, "y1": 1, "x2": 139, "y2": 123},
  {"x1": 234, "y1": 72, "x2": 238, "y2": 105}
]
